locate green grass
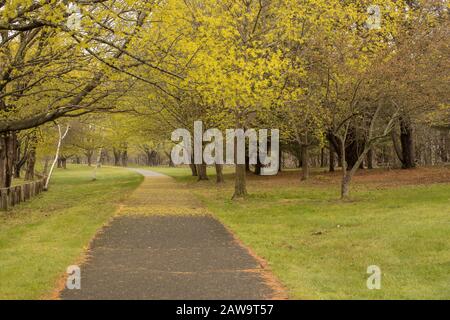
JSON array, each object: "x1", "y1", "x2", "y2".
[
  {"x1": 0, "y1": 165, "x2": 142, "y2": 299},
  {"x1": 151, "y1": 166, "x2": 450, "y2": 300}
]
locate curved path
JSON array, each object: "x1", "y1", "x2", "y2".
[{"x1": 60, "y1": 168, "x2": 285, "y2": 300}]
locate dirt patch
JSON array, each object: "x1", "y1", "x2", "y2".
[{"x1": 243, "y1": 166, "x2": 450, "y2": 189}]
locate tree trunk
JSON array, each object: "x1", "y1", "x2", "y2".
[
  {"x1": 215, "y1": 164, "x2": 224, "y2": 183},
  {"x1": 25, "y1": 134, "x2": 37, "y2": 181},
  {"x1": 121, "y1": 150, "x2": 128, "y2": 167},
  {"x1": 92, "y1": 147, "x2": 103, "y2": 181},
  {"x1": 341, "y1": 145, "x2": 371, "y2": 199},
  {"x1": 439, "y1": 130, "x2": 448, "y2": 163},
  {"x1": 13, "y1": 135, "x2": 23, "y2": 179},
  {"x1": 233, "y1": 120, "x2": 247, "y2": 199},
  {"x1": 196, "y1": 163, "x2": 208, "y2": 181},
  {"x1": 0, "y1": 134, "x2": 8, "y2": 188},
  {"x1": 45, "y1": 125, "x2": 69, "y2": 191},
  {"x1": 329, "y1": 141, "x2": 336, "y2": 172},
  {"x1": 245, "y1": 155, "x2": 251, "y2": 172},
  {"x1": 367, "y1": 147, "x2": 374, "y2": 169},
  {"x1": 168, "y1": 156, "x2": 175, "y2": 167},
  {"x1": 301, "y1": 145, "x2": 309, "y2": 181},
  {"x1": 399, "y1": 118, "x2": 416, "y2": 169},
  {"x1": 0, "y1": 132, "x2": 17, "y2": 188},
  {"x1": 113, "y1": 149, "x2": 121, "y2": 166},
  {"x1": 279, "y1": 146, "x2": 283, "y2": 172},
  {"x1": 86, "y1": 150, "x2": 93, "y2": 167},
  {"x1": 189, "y1": 164, "x2": 198, "y2": 176},
  {"x1": 254, "y1": 155, "x2": 262, "y2": 175},
  {"x1": 233, "y1": 163, "x2": 247, "y2": 199},
  {"x1": 320, "y1": 148, "x2": 325, "y2": 168}
]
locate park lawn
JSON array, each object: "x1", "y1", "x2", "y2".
[
  {"x1": 0, "y1": 165, "x2": 142, "y2": 299},
  {"x1": 151, "y1": 166, "x2": 450, "y2": 300}
]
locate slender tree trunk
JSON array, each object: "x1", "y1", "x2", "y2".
[
  {"x1": 121, "y1": 150, "x2": 128, "y2": 167},
  {"x1": 113, "y1": 149, "x2": 121, "y2": 166},
  {"x1": 0, "y1": 135, "x2": 6, "y2": 187},
  {"x1": 215, "y1": 164, "x2": 224, "y2": 183},
  {"x1": 86, "y1": 150, "x2": 93, "y2": 167},
  {"x1": 45, "y1": 125, "x2": 69, "y2": 191},
  {"x1": 399, "y1": 117, "x2": 416, "y2": 169},
  {"x1": 444, "y1": 131, "x2": 450, "y2": 163},
  {"x1": 13, "y1": 139, "x2": 22, "y2": 179},
  {"x1": 279, "y1": 146, "x2": 283, "y2": 173},
  {"x1": 340, "y1": 138, "x2": 349, "y2": 199},
  {"x1": 320, "y1": 148, "x2": 325, "y2": 168},
  {"x1": 0, "y1": 132, "x2": 17, "y2": 188},
  {"x1": 233, "y1": 163, "x2": 247, "y2": 199},
  {"x1": 196, "y1": 163, "x2": 209, "y2": 181},
  {"x1": 233, "y1": 119, "x2": 247, "y2": 199},
  {"x1": 245, "y1": 155, "x2": 251, "y2": 172},
  {"x1": 367, "y1": 147, "x2": 374, "y2": 169},
  {"x1": 301, "y1": 145, "x2": 309, "y2": 181},
  {"x1": 341, "y1": 151, "x2": 368, "y2": 199},
  {"x1": 92, "y1": 147, "x2": 103, "y2": 181},
  {"x1": 25, "y1": 134, "x2": 37, "y2": 181},
  {"x1": 189, "y1": 164, "x2": 198, "y2": 176},
  {"x1": 329, "y1": 141, "x2": 336, "y2": 172}
]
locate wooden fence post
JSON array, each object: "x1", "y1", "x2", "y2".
[{"x1": 1, "y1": 177, "x2": 47, "y2": 210}]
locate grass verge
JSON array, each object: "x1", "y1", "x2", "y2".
[{"x1": 0, "y1": 165, "x2": 142, "y2": 299}]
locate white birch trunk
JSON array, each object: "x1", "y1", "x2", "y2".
[{"x1": 44, "y1": 124, "x2": 70, "y2": 191}]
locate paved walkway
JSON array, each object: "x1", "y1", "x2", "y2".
[{"x1": 60, "y1": 169, "x2": 283, "y2": 300}]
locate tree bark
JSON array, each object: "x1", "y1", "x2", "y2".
[
  {"x1": 320, "y1": 148, "x2": 325, "y2": 168},
  {"x1": 0, "y1": 132, "x2": 17, "y2": 188},
  {"x1": 215, "y1": 164, "x2": 224, "y2": 183},
  {"x1": 301, "y1": 145, "x2": 309, "y2": 181},
  {"x1": 196, "y1": 163, "x2": 209, "y2": 181},
  {"x1": 121, "y1": 149, "x2": 128, "y2": 167},
  {"x1": 92, "y1": 147, "x2": 103, "y2": 181},
  {"x1": 13, "y1": 137, "x2": 23, "y2": 178},
  {"x1": 245, "y1": 155, "x2": 251, "y2": 172},
  {"x1": 86, "y1": 150, "x2": 93, "y2": 167},
  {"x1": 189, "y1": 164, "x2": 198, "y2": 176},
  {"x1": 233, "y1": 119, "x2": 247, "y2": 199},
  {"x1": 25, "y1": 133, "x2": 37, "y2": 181},
  {"x1": 233, "y1": 163, "x2": 247, "y2": 199},
  {"x1": 399, "y1": 117, "x2": 416, "y2": 169},
  {"x1": 329, "y1": 141, "x2": 336, "y2": 172},
  {"x1": 367, "y1": 147, "x2": 374, "y2": 169},
  {"x1": 113, "y1": 148, "x2": 121, "y2": 166},
  {"x1": 45, "y1": 125, "x2": 69, "y2": 191}
]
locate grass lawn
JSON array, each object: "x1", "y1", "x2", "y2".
[
  {"x1": 0, "y1": 165, "x2": 142, "y2": 299},
  {"x1": 150, "y1": 166, "x2": 450, "y2": 300}
]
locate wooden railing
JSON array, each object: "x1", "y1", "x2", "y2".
[{"x1": 0, "y1": 175, "x2": 47, "y2": 210}]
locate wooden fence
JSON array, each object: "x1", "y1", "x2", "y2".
[{"x1": 0, "y1": 176, "x2": 46, "y2": 211}]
